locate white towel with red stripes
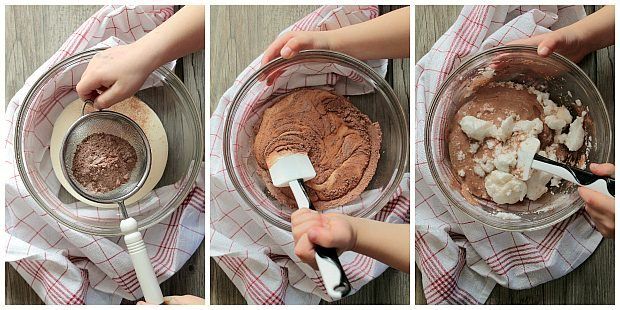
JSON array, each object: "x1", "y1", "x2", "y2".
[
  {"x1": 4, "y1": 5, "x2": 205, "y2": 304},
  {"x1": 415, "y1": 5, "x2": 603, "y2": 304},
  {"x1": 210, "y1": 5, "x2": 410, "y2": 305}
]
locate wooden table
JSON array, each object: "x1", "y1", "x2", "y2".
[
  {"x1": 5, "y1": 5, "x2": 205, "y2": 305},
  {"x1": 415, "y1": 5, "x2": 614, "y2": 305},
  {"x1": 210, "y1": 5, "x2": 410, "y2": 305}
]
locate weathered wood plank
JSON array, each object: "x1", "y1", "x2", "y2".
[
  {"x1": 415, "y1": 5, "x2": 614, "y2": 305},
  {"x1": 210, "y1": 5, "x2": 410, "y2": 305},
  {"x1": 5, "y1": 5, "x2": 205, "y2": 304}
]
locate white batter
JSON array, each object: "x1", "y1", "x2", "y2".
[{"x1": 51, "y1": 97, "x2": 168, "y2": 208}]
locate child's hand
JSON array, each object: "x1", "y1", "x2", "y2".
[
  {"x1": 579, "y1": 163, "x2": 615, "y2": 238},
  {"x1": 291, "y1": 209, "x2": 357, "y2": 269},
  {"x1": 76, "y1": 43, "x2": 156, "y2": 109},
  {"x1": 508, "y1": 28, "x2": 588, "y2": 63},
  {"x1": 137, "y1": 295, "x2": 205, "y2": 305},
  {"x1": 508, "y1": 6, "x2": 614, "y2": 64},
  {"x1": 261, "y1": 31, "x2": 331, "y2": 66},
  {"x1": 76, "y1": 5, "x2": 204, "y2": 109}
]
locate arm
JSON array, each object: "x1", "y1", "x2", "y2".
[
  {"x1": 349, "y1": 217, "x2": 410, "y2": 273},
  {"x1": 133, "y1": 5, "x2": 205, "y2": 70},
  {"x1": 328, "y1": 6, "x2": 410, "y2": 60},
  {"x1": 291, "y1": 209, "x2": 410, "y2": 273},
  {"x1": 509, "y1": 5, "x2": 614, "y2": 62},
  {"x1": 76, "y1": 5, "x2": 205, "y2": 109},
  {"x1": 569, "y1": 5, "x2": 615, "y2": 53},
  {"x1": 262, "y1": 7, "x2": 409, "y2": 65}
]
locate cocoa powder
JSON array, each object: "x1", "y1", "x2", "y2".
[
  {"x1": 253, "y1": 89, "x2": 382, "y2": 210},
  {"x1": 72, "y1": 133, "x2": 137, "y2": 193}
]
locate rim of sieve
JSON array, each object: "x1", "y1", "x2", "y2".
[{"x1": 59, "y1": 110, "x2": 152, "y2": 205}]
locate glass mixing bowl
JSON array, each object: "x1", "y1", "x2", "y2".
[
  {"x1": 426, "y1": 45, "x2": 612, "y2": 231},
  {"x1": 224, "y1": 50, "x2": 409, "y2": 231},
  {"x1": 15, "y1": 48, "x2": 204, "y2": 236}
]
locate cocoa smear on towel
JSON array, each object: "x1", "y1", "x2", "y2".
[
  {"x1": 72, "y1": 133, "x2": 137, "y2": 193},
  {"x1": 253, "y1": 89, "x2": 382, "y2": 210}
]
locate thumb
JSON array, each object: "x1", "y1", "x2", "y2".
[
  {"x1": 280, "y1": 35, "x2": 315, "y2": 59},
  {"x1": 537, "y1": 36, "x2": 561, "y2": 57},
  {"x1": 591, "y1": 163, "x2": 615, "y2": 177},
  {"x1": 307, "y1": 227, "x2": 338, "y2": 248},
  {"x1": 92, "y1": 84, "x2": 129, "y2": 109}
]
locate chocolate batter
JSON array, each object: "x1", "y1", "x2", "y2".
[
  {"x1": 253, "y1": 89, "x2": 382, "y2": 210},
  {"x1": 72, "y1": 133, "x2": 137, "y2": 193},
  {"x1": 448, "y1": 85, "x2": 563, "y2": 200}
]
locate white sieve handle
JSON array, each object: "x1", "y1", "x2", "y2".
[{"x1": 120, "y1": 218, "x2": 164, "y2": 305}]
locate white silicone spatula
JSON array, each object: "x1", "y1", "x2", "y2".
[
  {"x1": 268, "y1": 152, "x2": 352, "y2": 300},
  {"x1": 517, "y1": 137, "x2": 614, "y2": 197}
]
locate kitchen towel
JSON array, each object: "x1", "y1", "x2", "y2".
[
  {"x1": 211, "y1": 5, "x2": 410, "y2": 305},
  {"x1": 5, "y1": 5, "x2": 205, "y2": 304},
  {"x1": 415, "y1": 5, "x2": 602, "y2": 304}
]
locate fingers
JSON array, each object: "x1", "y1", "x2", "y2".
[
  {"x1": 506, "y1": 32, "x2": 559, "y2": 57},
  {"x1": 280, "y1": 35, "x2": 313, "y2": 59},
  {"x1": 507, "y1": 36, "x2": 543, "y2": 47},
  {"x1": 590, "y1": 163, "x2": 615, "y2": 177},
  {"x1": 262, "y1": 33, "x2": 294, "y2": 66},
  {"x1": 307, "y1": 226, "x2": 340, "y2": 249},
  {"x1": 75, "y1": 73, "x2": 111, "y2": 102},
  {"x1": 586, "y1": 209, "x2": 615, "y2": 238},
  {"x1": 292, "y1": 209, "x2": 323, "y2": 244},
  {"x1": 294, "y1": 233, "x2": 318, "y2": 269},
  {"x1": 92, "y1": 83, "x2": 131, "y2": 109},
  {"x1": 292, "y1": 218, "x2": 323, "y2": 244},
  {"x1": 291, "y1": 208, "x2": 316, "y2": 226},
  {"x1": 579, "y1": 187, "x2": 615, "y2": 214},
  {"x1": 261, "y1": 32, "x2": 318, "y2": 66},
  {"x1": 163, "y1": 295, "x2": 205, "y2": 305},
  {"x1": 579, "y1": 186, "x2": 615, "y2": 238}
]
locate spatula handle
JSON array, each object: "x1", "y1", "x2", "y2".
[
  {"x1": 289, "y1": 180, "x2": 352, "y2": 300},
  {"x1": 314, "y1": 246, "x2": 351, "y2": 299},
  {"x1": 533, "y1": 155, "x2": 614, "y2": 197}
]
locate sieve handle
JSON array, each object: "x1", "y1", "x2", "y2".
[
  {"x1": 81, "y1": 99, "x2": 97, "y2": 116},
  {"x1": 120, "y1": 218, "x2": 164, "y2": 305}
]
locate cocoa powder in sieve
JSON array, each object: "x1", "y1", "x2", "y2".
[{"x1": 72, "y1": 133, "x2": 137, "y2": 193}]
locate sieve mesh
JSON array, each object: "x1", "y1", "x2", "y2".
[{"x1": 60, "y1": 111, "x2": 151, "y2": 204}]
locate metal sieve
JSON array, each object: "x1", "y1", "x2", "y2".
[
  {"x1": 59, "y1": 101, "x2": 163, "y2": 304},
  {"x1": 59, "y1": 104, "x2": 152, "y2": 217}
]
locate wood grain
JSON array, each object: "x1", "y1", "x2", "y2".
[
  {"x1": 210, "y1": 5, "x2": 410, "y2": 305},
  {"x1": 415, "y1": 5, "x2": 614, "y2": 305},
  {"x1": 5, "y1": 5, "x2": 205, "y2": 305}
]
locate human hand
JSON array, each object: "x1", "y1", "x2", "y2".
[
  {"x1": 76, "y1": 43, "x2": 156, "y2": 109},
  {"x1": 136, "y1": 295, "x2": 205, "y2": 305},
  {"x1": 291, "y1": 209, "x2": 357, "y2": 269},
  {"x1": 579, "y1": 163, "x2": 615, "y2": 238},
  {"x1": 508, "y1": 28, "x2": 589, "y2": 63},
  {"x1": 261, "y1": 31, "x2": 332, "y2": 66}
]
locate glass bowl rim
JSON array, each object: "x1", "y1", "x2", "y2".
[
  {"x1": 223, "y1": 49, "x2": 409, "y2": 231},
  {"x1": 424, "y1": 44, "x2": 612, "y2": 231},
  {"x1": 14, "y1": 47, "x2": 204, "y2": 236}
]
